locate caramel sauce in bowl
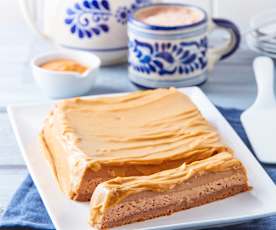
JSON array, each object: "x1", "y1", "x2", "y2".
[
  {"x1": 40, "y1": 59, "x2": 88, "y2": 74},
  {"x1": 31, "y1": 51, "x2": 101, "y2": 99}
]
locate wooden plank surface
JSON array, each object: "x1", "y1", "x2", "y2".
[
  {"x1": 0, "y1": 167, "x2": 27, "y2": 215},
  {"x1": 0, "y1": 111, "x2": 27, "y2": 215},
  {"x1": 0, "y1": 24, "x2": 260, "y2": 108},
  {"x1": 0, "y1": 113, "x2": 24, "y2": 166}
]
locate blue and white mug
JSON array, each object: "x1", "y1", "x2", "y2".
[{"x1": 128, "y1": 3, "x2": 241, "y2": 88}]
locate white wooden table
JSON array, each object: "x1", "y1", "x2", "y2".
[{"x1": 0, "y1": 23, "x2": 266, "y2": 215}]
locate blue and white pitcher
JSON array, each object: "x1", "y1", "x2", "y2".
[{"x1": 20, "y1": 0, "x2": 151, "y2": 65}]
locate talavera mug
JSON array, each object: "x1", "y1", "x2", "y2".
[
  {"x1": 20, "y1": 0, "x2": 152, "y2": 65},
  {"x1": 128, "y1": 3, "x2": 241, "y2": 88}
]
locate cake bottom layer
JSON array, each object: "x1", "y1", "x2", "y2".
[
  {"x1": 41, "y1": 125, "x2": 215, "y2": 201},
  {"x1": 98, "y1": 170, "x2": 248, "y2": 229}
]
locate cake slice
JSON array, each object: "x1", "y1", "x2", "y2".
[
  {"x1": 40, "y1": 88, "x2": 232, "y2": 201},
  {"x1": 90, "y1": 152, "x2": 249, "y2": 229}
]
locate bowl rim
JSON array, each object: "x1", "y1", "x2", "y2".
[{"x1": 31, "y1": 50, "x2": 101, "y2": 77}]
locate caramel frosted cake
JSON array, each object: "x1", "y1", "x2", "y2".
[
  {"x1": 39, "y1": 88, "x2": 247, "y2": 204},
  {"x1": 90, "y1": 152, "x2": 249, "y2": 229}
]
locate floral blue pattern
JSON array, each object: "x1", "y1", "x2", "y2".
[
  {"x1": 65, "y1": 0, "x2": 151, "y2": 39},
  {"x1": 65, "y1": 0, "x2": 111, "y2": 39},
  {"x1": 115, "y1": 0, "x2": 151, "y2": 25},
  {"x1": 130, "y1": 0, "x2": 151, "y2": 10},
  {"x1": 129, "y1": 38, "x2": 208, "y2": 76},
  {"x1": 115, "y1": 6, "x2": 130, "y2": 25}
]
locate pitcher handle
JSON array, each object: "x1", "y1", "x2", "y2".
[
  {"x1": 19, "y1": 0, "x2": 49, "y2": 39},
  {"x1": 208, "y1": 18, "x2": 241, "y2": 70}
]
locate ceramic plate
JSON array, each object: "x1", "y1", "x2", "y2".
[{"x1": 8, "y1": 87, "x2": 276, "y2": 230}]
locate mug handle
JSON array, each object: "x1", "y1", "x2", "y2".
[
  {"x1": 208, "y1": 18, "x2": 241, "y2": 70},
  {"x1": 19, "y1": 0, "x2": 49, "y2": 39}
]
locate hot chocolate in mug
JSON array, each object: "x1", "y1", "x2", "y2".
[
  {"x1": 128, "y1": 3, "x2": 241, "y2": 88},
  {"x1": 20, "y1": 0, "x2": 152, "y2": 65}
]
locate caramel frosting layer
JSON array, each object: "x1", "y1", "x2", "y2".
[
  {"x1": 44, "y1": 88, "x2": 231, "y2": 171},
  {"x1": 90, "y1": 152, "x2": 244, "y2": 225}
]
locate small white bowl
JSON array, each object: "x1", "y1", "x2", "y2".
[{"x1": 31, "y1": 51, "x2": 101, "y2": 99}]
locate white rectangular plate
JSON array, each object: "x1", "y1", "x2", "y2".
[{"x1": 8, "y1": 87, "x2": 276, "y2": 230}]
